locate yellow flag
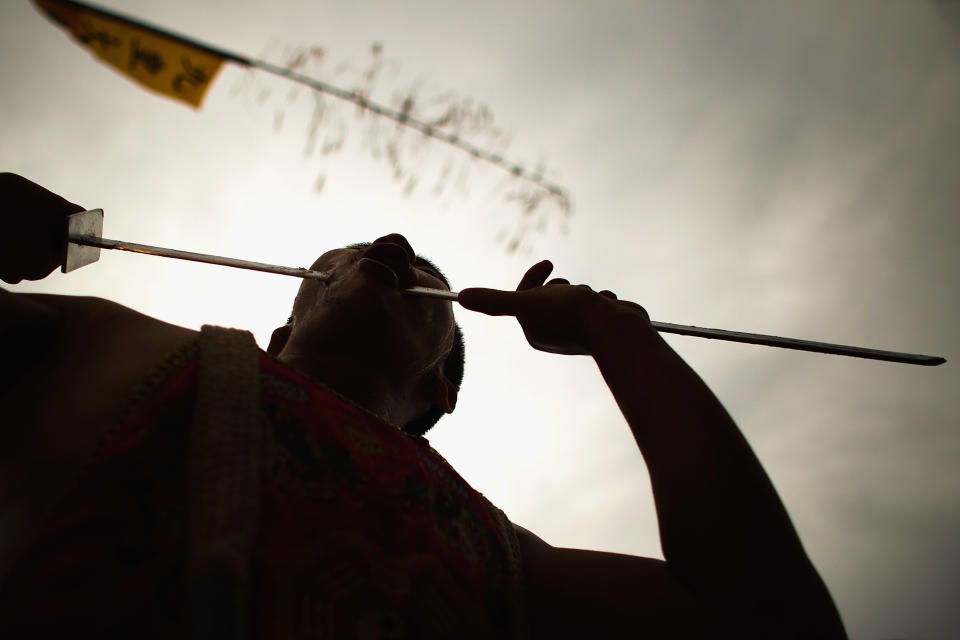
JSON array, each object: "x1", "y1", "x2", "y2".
[{"x1": 34, "y1": 0, "x2": 227, "y2": 108}]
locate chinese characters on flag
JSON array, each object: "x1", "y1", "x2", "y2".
[{"x1": 33, "y1": 0, "x2": 224, "y2": 108}]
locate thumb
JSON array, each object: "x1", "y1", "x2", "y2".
[{"x1": 457, "y1": 287, "x2": 525, "y2": 316}]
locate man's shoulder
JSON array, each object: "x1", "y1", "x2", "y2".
[
  {"x1": 20, "y1": 292, "x2": 197, "y2": 375},
  {"x1": 12, "y1": 290, "x2": 186, "y2": 325},
  {"x1": 2, "y1": 289, "x2": 199, "y2": 454}
]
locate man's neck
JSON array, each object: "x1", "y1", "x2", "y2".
[{"x1": 277, "y1": 350, "x2": 419, "y2": 428}]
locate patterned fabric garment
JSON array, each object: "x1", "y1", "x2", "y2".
[{"x1": 0, "y1": 338, "x2": 526, "y2": 639}]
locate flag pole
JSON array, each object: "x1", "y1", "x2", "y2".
[
  {"x1": 248, "y1": 59, "x2": 569, "y2": 200},
  {"x1": 35, "y1": 0, "x2": 569, "y2": 203}
]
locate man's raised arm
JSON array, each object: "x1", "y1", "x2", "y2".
[{"x1": 458, "y1": 261, "x2": 847, "y2": 639}]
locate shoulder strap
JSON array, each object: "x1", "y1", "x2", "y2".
[{"x1": 189, "y1": 325, "x2": 262, "y2": 640}]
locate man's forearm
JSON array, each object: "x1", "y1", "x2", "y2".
[{"x1": 590, "y1": 309, "x2": 846, "y2": 636}]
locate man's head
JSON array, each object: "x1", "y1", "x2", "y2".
[{"x1": 267, "y1": 233, "x2": 464, "y2": 436}]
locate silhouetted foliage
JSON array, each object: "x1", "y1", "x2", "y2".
[{"x1": 231, "y1": 42, "x2": 571, "y2": 253}]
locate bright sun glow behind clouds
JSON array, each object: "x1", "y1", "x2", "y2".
[{"x1": 3, "y1": 1, "x2": 959, "y2": 638}]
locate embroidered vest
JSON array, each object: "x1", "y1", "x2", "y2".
[{"x1": 0, "y1": 327, "x2": 526, "y2": 639}]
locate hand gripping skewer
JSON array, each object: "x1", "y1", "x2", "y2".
[{"x1": 64, "y1": 209, "x2": 946, "y2": 367}]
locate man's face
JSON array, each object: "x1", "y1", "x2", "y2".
[{"x1": 285, "y1": 233, "x2": 456, "y2": 378}]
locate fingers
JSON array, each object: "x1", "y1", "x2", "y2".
[
  {"x1": 460, "y1": 260, "x2": 553, "y2": 316},
  {"x1": 548, "y1": 278, "x2": 618, "y2": 300},
  {"x1": 457, "y1": 287, "x2": 523, "y2": 316},
  {"x1": 517, "y1": 260, "x2": 553, "y2": 291},
  {"x1": 2, "y1": 173, "x2": 83, "y2": 216},
  {"x1": 461, "y1": 259, "x2": 625, "y2": 319}
]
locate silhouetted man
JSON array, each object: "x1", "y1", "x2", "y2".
[{"x1": 0, "y1": 173, "x2": 847, "y2": 638}]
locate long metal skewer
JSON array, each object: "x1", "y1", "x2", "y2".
[
  {"x1": 404, "y1": 286, "x2": 944, "y2": 366},
  {"x1": 64, "y1": 211, "x2": 946, "y2": 367},
  {"x1": 69, "y1": 233, "x2": 333, "y2": 281}
]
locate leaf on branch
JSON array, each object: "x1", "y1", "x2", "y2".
[{"x1": 232, "y1": 39, "x2": 572, "y2": 253}]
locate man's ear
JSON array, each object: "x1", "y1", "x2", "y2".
[
  {"x1": 267, "y1": 324, "x2": 293, "y2": 356},
  {"x1": 425, "y1": 367, "x2": 458, "y2": 414}
]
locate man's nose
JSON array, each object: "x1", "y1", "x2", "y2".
[{"x1": 372, "y1": 233, "x2": 416, "y2": 263}]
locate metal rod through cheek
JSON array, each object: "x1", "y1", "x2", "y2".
[{"x1": 70, "y1": 234, "x2": 946, "y2": 366}]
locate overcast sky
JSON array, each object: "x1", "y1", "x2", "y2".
[{"x1": 3, "y1": 1, "x2": 959, "y2": 637}]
